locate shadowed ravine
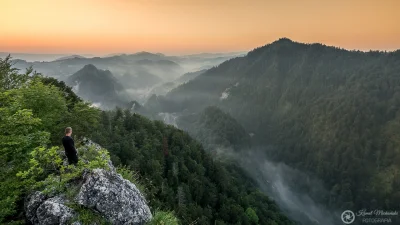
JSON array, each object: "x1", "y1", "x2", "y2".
[
  {"x1": 237, "y1": 150, "x2": 343, "y2": 225},
  {"x1": 158, "y1": 112, "x2": 342, "y2": 225}
]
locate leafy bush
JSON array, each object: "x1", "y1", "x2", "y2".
[
  {"x1": 0, "y1": 57, "x2": 102, "y2": 223},
  {"x1": 0, "y1": 57, "x2": 291, "y2": 224},
  {"x1": 245, "y1": 207, "x2": 259, "y2": 225},
  {"x1": 17, "y1": 144, "x2": 111, "y2": 196},
  {"x1": 147, "y1": 210, "x2": 179, "y2": 225},
  {"x1": 68, "y1": 204, "x2": 110, "y2": 225},
  {"x1": 117, "y1": 166, "x2": 146, "y2": 195}
]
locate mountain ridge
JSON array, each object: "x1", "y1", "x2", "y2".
[
  {"x1": 145, "y1": 38, "x2": 400, "y2": 220},
  {"x1": 66, "y1": 64, "x2": 128, "y2": 109}
]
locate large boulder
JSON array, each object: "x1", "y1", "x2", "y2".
[
  {"x1": 25, "y1": 191, "x2": 47, "y2": 224},
  {"x1": 77, "y1": 169, "x2": 152, "y2": 225},
  {"x1": 25, "y1": 140, "x2": 151, "y2": 225},
  {"x1": 25, "y1": 193, "x2": 75, "y2": 225}
]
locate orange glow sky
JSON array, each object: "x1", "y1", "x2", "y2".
[{"x1": 1, "y1": 0, "x2": 399, "y2": 55}]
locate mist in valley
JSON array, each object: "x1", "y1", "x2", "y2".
[
  {"x1": 7, "y1": 51, "x2": 244, "y2": 107},
  {"x1": 155, "y1": 111, "x2": 342, "y2": 225},
  {"x1": 236, "y1": 149, "x2": 342, "y2": 225},
  {"x1": 6, "y1": 39, "x2": 399, "y2": 225}
]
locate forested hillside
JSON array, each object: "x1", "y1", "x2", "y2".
[
  {"x1": 177, "y1": 106, "x2": 251, "y2": 154},
  {"x1": 67, "y1": 64, "x2": 129, "y2": 109},
  {"x1": 0, "y1": 56, "x2": 291, "y2": 225},
  {"x1": 146, "y1": 38, "x2": 400, "y2": 211},
  {"x1": 90, "y1": 109, "x2": 291, "y2": 225}
]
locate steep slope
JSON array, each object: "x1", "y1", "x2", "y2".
[
  {"x1": 120, "y1": 70, "x2": 163, "y2": 89},
  {"x1": 148, "y1": 69, "x2": 207, "y2": 97},
  {"x1": 175, "y1": 69, "x2": 207, "y2": 84},
  {"x1": 146, "y1": 38, "x2": 400, "y2": 211},
  {"x1": 66, "y1": 64, "x2": 128, "y2": 109},
  {"x1": 1, "y1": 56, "x2": 292, "y2": 225},
  {"x1": 24, "y1": 141, "x2": 152, "y2": 225},
  {"x1": 177, "y1": 106, "x2": 251, "y2": 154},
  {"x1": 91, "y1": 109, "x2": 293, "y2": 225}
]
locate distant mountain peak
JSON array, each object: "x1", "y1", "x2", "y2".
[
  {"x1": 274, "y1": 37, "x2": 294, "y2": 43},
  {"x1": 269, "y1": 38, "x2": 300, "y2": 48},
  {"x1": 54, "y1": 54, "x2": 86, "y2": 61},
  {"x1": 134, "y1": 51, "x2": 164, "y2": 57},
  {"x1": 82, "y1": 64, "x2": 98, "y2": 70},
  {"x1": 66, "y1": 64, "x2": 126, "y2": 109},
  {"x1": 82, "y1": 63, "x2": 95, "y2": 68},
  {"x1": 246, "y1": 38, "x2": 306, "y2": 58},
  {"x1": 133, "y1": 51, "x2": 158, "y2": 56}
]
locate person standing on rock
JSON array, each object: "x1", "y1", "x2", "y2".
[{"x1": 62, "y1": 127, "x2": 78, "y2": 165}]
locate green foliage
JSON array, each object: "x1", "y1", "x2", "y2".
[
  {"x1": 92, "y1": 110, "x2": 292, "y2": 225},
  {"x1": 117, "y1": 166, "x2": 146, "y2": 195},
  {"x1": 68, "y1": 204, "x2": 109, "y2": 225},
  {"x1": 179, "y1": 106, "x2": 250, "y2": 153},
  {"x1": 0, "y1": 79, "x2": 49, "y2": 222},
  {"x1": 0, "y1": 55, "x2": 30, "y2": 91},
  {"x1": 0, "y1": 57, "x2": 100, "y2": 224},
  {"x1": 147, "y1": 40, "x2": 400, "y2": 211},
  {"x1": 18, "y1": 144, "x2": 111, "y2": 195},
  {"x1": 33, "y1": 75, "x2": 101, "y2": 141},
  {"x1": 147, "y1": 210, "x2": 179, "y2": 225},
  {"x1": 65, "y1": 183, "x2": 82, "y2": 201},
  {"x1": 38, "y1": 76, "x2": 82, "y2": 111},
  {"x1": 8, "y1": 78, "x2": 68, "y2": 141},
  {"x1": 0, "y1": 57, "x2": 106, "y2": 222},
  {"x1": 0, "y1": 57, "x2": 290, "y2": 224},
  {"x1": 68, "y1": 101, "x2": 101, "y2": 139},
  {"x1": 245, "y1": 207, "x2": 259, "y2": 225},
  {"x1": 17, "y1": 146, "x2": 61, "y2": 184},
  {"x1": 79, "y1": 146, "x2": 111, "y2": 170}
]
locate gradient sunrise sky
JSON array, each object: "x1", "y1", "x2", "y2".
[{"x1": 1, "y1": 0, "x2": 399, "y2": 55}]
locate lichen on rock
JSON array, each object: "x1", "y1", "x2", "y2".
[
  {"x1": 77, "y1": 168, "x2": 152, "y2": 225},
  {"x1": 25, "y1": 193, "x2": 75, "y2": 225},
  {"x1": 24, "y1": 139, "x2": 152, "y2": 225}
]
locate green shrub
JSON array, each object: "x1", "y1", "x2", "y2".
[
  {"x1": 117, "y1": 166, "x2": 146, "y2": 195},
  {"x1": 245, "y1": 207, "x2": 259, "y2": 224},
  {"x1": 17, "y1": 143, "x2": 111, "y2": 196},
  {"x1": 147, "y1": 210, "x2": 179, "y2": 225},
  {"x1": 68, "y1": 204, "x2": 109, "y2": 225}
]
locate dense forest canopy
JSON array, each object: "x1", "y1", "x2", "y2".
[
  {"x1": 145, "y1": 38, "x2": 400, "y2": 213},
  {"x1": 0, "y1": 56, "x2": 291, "y2": 225},
  {"x1": 176, "y1": 106, "x2": 251, "y2": 154}
]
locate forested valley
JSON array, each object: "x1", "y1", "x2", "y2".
[
  {"x1": 144, "y1": 39, "x2": 400, "y2": 223},
  {"x1": 0, "y1": 56, "x2": 291, "y2": 225},
  {"x1": 3, "y1": 38, "x2": 400, "y2": 225}
]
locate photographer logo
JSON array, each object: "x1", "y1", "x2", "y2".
[{"x1": 341, "y1": 210, "x2": 356, "y2": 224}]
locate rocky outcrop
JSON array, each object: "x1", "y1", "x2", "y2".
[
  {"x1": 36, "y1": 196, "x2": 75, "y2": 225},
  {"x1": 80, "y1": 138, "x2": 115, "y2": 172},
  {"x1": 77, "y1": 169, "x2": 152, "y2": 225},
  {"x1": 25, "y1": 139, "x2": 152, "y2": 225},
  {"x1": 25, "y1": 193, "x2": 75, "y2": 225},
  {"x1": 25, "y1": 192, "x2": 47, "y2": 224}
]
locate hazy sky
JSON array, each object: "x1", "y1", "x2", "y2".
[{"x1": 1, "y1": 0, "x2": 399, "y2": 54}]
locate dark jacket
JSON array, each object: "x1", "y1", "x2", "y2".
[{"x1": 62, "y1": 136, "x2": 78, "y2": 164}]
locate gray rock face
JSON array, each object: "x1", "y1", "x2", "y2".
[
  {"x1": 25, "y1": 191, "x2": 47, "y2": 224},
  {"x1": 36, "y1": 196, "x2": 75, "y2": 225},
  {"x1": 25, "y1": 193, "x2": 75, "y2": 225},
  {"x1": 25, "y1": 140, "x2": 151, "y2": 225},
  {"x1": 77, "y1": 169, "x2": 152, "y2": 225}
]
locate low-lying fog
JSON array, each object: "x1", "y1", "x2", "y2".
[
  {"x1": 157, "y1": 112, "x2": 343, "y2": 225},
  {"x1": 237, "y1": 150, "x2": 342, "y2": 225}
]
